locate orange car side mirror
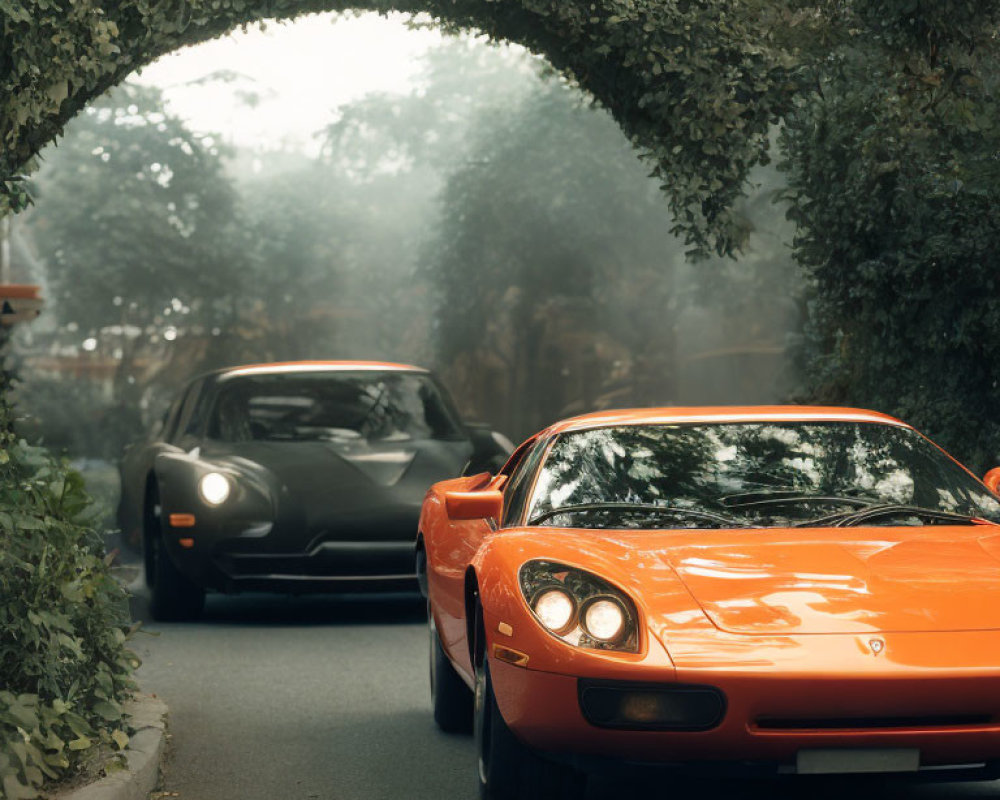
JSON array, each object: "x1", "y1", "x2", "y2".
[
  {"x1": 984, "y1": 467, "x2": 1000, "y2": 494},
  {"x1": 445, "y1": 490, "x2": 503, "y2": 521}
]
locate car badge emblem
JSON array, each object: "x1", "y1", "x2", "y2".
[{"x1": 869, "y1": 638, "x2": 885, "y2": 655}]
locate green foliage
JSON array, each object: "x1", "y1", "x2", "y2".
[
  {"x1": 13, "y1": 81, "x2": 254, "y2": 454},
  {"x1": 5, "y1": 0, "x2": 1000, "y2": 469},
  {"x1": 781, "y1": 5, "x2": 1000, "y2": 470},
  {"x1": 0, "y1": 403, "x2": 136, "y2": 798},
  {"x1": 427, "y1": 76, "x2": 685, "y2": 434},
  {"x1": 30, "y1": 83, "x2": 246, "y2": 337},
  {"x1": 0, "y1": 0, "x2": 804, "y2": 255}
]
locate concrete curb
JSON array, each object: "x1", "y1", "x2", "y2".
[{"x1": 51, "y1": 694, "x2": 168, "y2": 800}]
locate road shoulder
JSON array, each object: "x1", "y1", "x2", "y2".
[{"x1": 50, "y1": 694, "x2": 168, "y2": 800}]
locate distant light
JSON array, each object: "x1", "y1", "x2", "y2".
[
  {"x1": 163, "y1": 327, "x2": 178, "y2": 341},
  {"x1": 82, "y1": 338, "x2": 97, "y2": 352},
  {"x1": 112, "y1": 295, "x2": 123, "y2": 306}
]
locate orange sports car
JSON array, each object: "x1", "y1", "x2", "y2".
[{"x1": 417, "y1": 406, "x2": 1000, "y2": 798}]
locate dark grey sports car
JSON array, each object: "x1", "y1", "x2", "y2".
[{"x1": 118, "y1": 361, "x2": 512, "y2": 620}]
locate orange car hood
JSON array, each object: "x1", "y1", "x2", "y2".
[{"x1": 572, "y1": 525, "x2": 1000, "y2": 636}]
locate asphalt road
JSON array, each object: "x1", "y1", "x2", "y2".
[{"x1": 131, "y1": 587, "x2": 1000, "y2": 800}]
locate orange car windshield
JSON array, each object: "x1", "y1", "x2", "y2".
[{"x1": 527, "y1": 422, "x2": 1000, "y2": 529}]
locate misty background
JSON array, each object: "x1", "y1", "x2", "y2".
[{"x1": 3, "y1": 13, "x2": 801, "y2": 514}]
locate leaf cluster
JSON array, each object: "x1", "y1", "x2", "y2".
[
  {"x1": 0, "y1": 0, "x2": 806, "y2": 255},
  {"x1": 0, "y1": 402, "x2": 137, "y2": 798},
  {"x1": 780, "y1": 12, "x2": 1000, "y2": 470}
]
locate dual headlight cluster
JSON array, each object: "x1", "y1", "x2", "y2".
[{"x1": 519, "y1": 560, "x2": 639, "y2": 652}]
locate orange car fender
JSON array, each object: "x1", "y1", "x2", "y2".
[
  {"x1": 470, "y1": 531, "x2": 678, "y2": 682},
  {"x1": 422, "y1": 473, "x2": 494, "y2": 680}
]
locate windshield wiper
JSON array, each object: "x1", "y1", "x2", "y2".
[
  {"x1": 796, "y1": 503, "x2": 979, "y2": 528},
  {"x1": 528, "y1": 503, "x2": 748, "y2": 528},
  {"x1": 720, "y1": 492, "x2": 879, "y2": 510}
]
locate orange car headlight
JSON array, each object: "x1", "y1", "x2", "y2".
[{"x1": 519, "y1": 560, "x2": 639, "y2": 652}]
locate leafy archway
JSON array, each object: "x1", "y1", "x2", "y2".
[
  {"x1": 5, "y1": 1, "x2": 1000, "y2": 466},
  {"x1": 3, "y1": 0, "x2": 796, "y2": 256}
]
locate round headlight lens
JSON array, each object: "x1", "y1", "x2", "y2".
[
  {"x1": 533, "y1": 589, "x2": 575, "y2": 633},
  {"x1": 584, "y1": 598, "x2": 626, "y2": 642},
  {"x1": 199, "y1": 472, "x2": 230, "y2": 505}
]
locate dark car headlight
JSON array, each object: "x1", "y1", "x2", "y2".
[
  {"x1": 198, "y1": 471, "x2": 231, "y2": 506},
  {"x1": 519, "y1": 560, "x2": 639, "y2": 652}
]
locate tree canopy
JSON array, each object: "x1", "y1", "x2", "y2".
[
  {"x1": 5, "y1": 1, "x2": 1000, "y2": 467},
  {"x1": 3, "y1": 0, "x2": 800, "y2": 255}
]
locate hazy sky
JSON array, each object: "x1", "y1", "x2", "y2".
[{"x1": 133, "y1": 12, "x2": 443, "y2": 152}]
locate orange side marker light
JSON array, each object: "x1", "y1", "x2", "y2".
[
  {"x1": 493, "y1": 644, "x2": 529, "y2": 668},
  {"x1": 169, "y1": 513, "x2": 196, "y2": 528},
  {"x1": 178, "y1": 538, "x2": 195, "y2": 549}
]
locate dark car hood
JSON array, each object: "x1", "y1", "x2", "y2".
[
  {"x1": 220, "y1": 439, "x2": 436, "y2": 485},
  {"x1": 200, "y1": 437, "x2": 471, "y2": 545}
]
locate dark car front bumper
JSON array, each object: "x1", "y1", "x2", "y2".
[
  {"x1": 209, "y1": 539, "x2": 418, "y2": 594},
  {"x1": 161, "y1": 512, "x2": 420, "y2": 594}
]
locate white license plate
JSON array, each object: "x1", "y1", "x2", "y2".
[{"x1": 797, "y1": 748, "x2": 920, "y2": 775}]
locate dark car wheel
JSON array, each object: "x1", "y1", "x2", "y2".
[
  {"x1": 146, "y1": 483, "x2": 205, "y2": 622},
  {"x1": 430, "y1": 609, "x2": 473, "y2": 733},
  {"x1": 475, "y1": 641, "x2": 584, "y2": 799}
]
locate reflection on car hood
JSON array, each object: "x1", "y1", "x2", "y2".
[
  {"x1": 505, "y1": 525, "x2": 1000, "y2": 638},
  {"x1": 204, "y1": 438, "x2": 471, "y2": 525},
  {"x1": 608, "y1": 526, "x2": 1000, "y2": 635},
  {"x1": 213, "y1": 439, "x2": 447, "y2": 487},
  {"x1": 660, "y1": 528, "x2": 1000, "y2": 635}
]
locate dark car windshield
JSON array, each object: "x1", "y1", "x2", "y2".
[
  {"x1": 207, "y1": 370, "x2": 463, "y2": 443},
  {"x1": 527, "y1": 421, "x2": 1000, "y2": 528}
]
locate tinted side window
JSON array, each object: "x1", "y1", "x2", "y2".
[
  {"x1": 161, "y1": 386, "x2": 192, "y2": 443},
  {"x1": 501, "y1": 438, "x2": 551, "y2": 528},
  {"x1": 182, "y1": 379, "x2": 215, "y2": 439},
  {"x1": 171, "y1": 379, "x2": 205, "y2": 444}
]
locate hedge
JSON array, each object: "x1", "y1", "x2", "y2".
[{"x1": 0, "y1": 401, "x2": 137, "y2": 799}]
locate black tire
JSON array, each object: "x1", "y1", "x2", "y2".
[
  {"x1": 474, "y1": 628, "x2": 585, "y2": 799},
  {"x1": 146, "y1": 483, "x2": 205, "y2": 622},
  {"x1": 430, "y1": 610, "x2": 474, "y2": 733}
]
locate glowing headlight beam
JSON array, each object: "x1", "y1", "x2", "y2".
[
  {"x1": 199, "y1": 472, "x2": 230, "y2": 506},
  {"x1": 533, "y1": 589, "x2": 575, "y2": 633},
  {"x1": 584, "y1": 598, "x2": 626, "y2": 642}
]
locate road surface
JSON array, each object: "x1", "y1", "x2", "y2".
[{"x1": 131, "y1": 588, "x2": 1000, "y2": 800}]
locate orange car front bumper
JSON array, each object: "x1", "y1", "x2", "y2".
[{"x1": 489, "y1": 657, "x2": 1000, "y2": 770}]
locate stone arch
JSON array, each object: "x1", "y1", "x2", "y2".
[{"x1": 1, "y1": 1, "x2": 795, "y2": 254}]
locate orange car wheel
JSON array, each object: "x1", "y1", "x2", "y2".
[
  {"x1": 430, "y1": 609, "x2": 473, "y2": 733},
  {"x1": 475, "y1": 654, "x2": 584, "y2": 799}
]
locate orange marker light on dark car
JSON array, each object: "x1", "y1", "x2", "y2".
[
  {"x1": 178, "y1": 538, "x2": 195, "y2": 549},
  {"x1": 169, "y1": 513, "x2": 196, "y2": 528}
]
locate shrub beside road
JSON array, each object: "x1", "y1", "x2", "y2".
[{"x1": 0, "y1": 404, "x2": 137, "y2": 799}]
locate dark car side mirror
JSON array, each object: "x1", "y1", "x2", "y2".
[
  {"x1": 445, "y1": 490, "x2": 503, "y2": 521},
  {"x1": 984, "y1": 467, "x2": 1000, "y2": 494},
  {"x1": 463, "y1": 423, "x2": 515, "y2": 476}
]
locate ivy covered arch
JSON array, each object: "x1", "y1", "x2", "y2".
[
  {"x1": 1, "y1": 0, "x2": 796, "y2": 255},
  {"x1": 7, "y1": 1, "x2": 1000, "y2": 467}
]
